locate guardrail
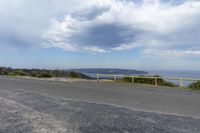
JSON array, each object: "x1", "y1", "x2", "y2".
[{"x1": 96, "y1": 74, "x2": 200, "y2": 87}]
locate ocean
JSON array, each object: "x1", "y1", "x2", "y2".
[
  {"x1": 149, "y1": 71, "x2": 200, "y2": 79},
  {"x1": 148, "y1": 71, "x2": 200, "y2": 86}
]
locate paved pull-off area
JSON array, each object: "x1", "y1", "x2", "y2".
[{"x1": 0, "y1": 77, "x2": 200, "y2": 133}]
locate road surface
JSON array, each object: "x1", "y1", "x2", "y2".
[{"x1": 0, "y1": 76, "x2": 200, "y2": 133}]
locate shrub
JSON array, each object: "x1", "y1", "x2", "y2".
[
  {"x1": 67, "y1": 71, "x2": 91, "y2": 79},
  {"x1": 29, "y1": 71, "x2": 38, "y2": 77},
  {"x1": 188, "y1": 81, "x2": 200, "y2": 90},
  {"x1": 122, "y1": 75, "x2": 178, "y2": 87},
  {"x1": 37, "y1": 72, "x2": 53, "y2": 78},
  {"x1": 8, "y1": 70, "x2": 29, "y2": 76},
  {"x1": 68, "y1": 71, "x2": 80, "y2": 78}
]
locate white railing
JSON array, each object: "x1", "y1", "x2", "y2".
[{"x1": 96, "y1": 74, "x2": 200, "y2": 87}]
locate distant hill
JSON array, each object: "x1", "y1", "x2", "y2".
[
  {"x1": 68, "y1": 68, "x2": 148, "y2": 75},
  {"x1": 0, "y1": 67, "x2": 91, "y2": 79},
  {"x1": 0, "y1": 67, "x2": 148, "y2": 79}
]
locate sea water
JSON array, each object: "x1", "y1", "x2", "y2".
[{"x1": 149, "y1": 71, "x2": 200, "y2": 86}]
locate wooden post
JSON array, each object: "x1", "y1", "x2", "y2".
[
  {"x1": 132, "y1": 76, "x2": 134, "y2": 83},
  {"x1": 114, "y1": 76, "x2": 117, "y2": 82},
  {"x1": 180, "y1": 78, "x2": 183, "y2": 87},
  {"x1": 97, "y1": 74, "x2": 99, "y2": 82},
  {"x1": 155, "y1": 77, "x2": 158, "y2": 86}
]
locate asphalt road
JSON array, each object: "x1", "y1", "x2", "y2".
[{"x1": 0, "y1": 77, "x2": 200, "y2": 133}]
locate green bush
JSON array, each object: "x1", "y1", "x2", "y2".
[
  {"x1": 37, "y1": 72, "x2": 53, "y2": 78},
  {"x1": 29, "y1": 71, "x2": 38, "y2": 77},
  {"x1": 8, "y1": 70, "x2": 29, "y2": 76},
  {"x1": 123, "y1": 76, "x2": 155, "y2": 85},
  {"x1": 68, "y1": 71, "x2": 80, "y2": 78},
  {"x1": 122, "y1": 75, "x2": 178, "y2": 87},
  {"x1": 188, "y1": 81, "x2": 200, "y2": 90}
]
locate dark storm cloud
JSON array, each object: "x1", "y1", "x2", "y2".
[{"x1": 67, "y1": 23, "x2": 141, "y2": 50}]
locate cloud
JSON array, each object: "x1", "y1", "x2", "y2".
[
  {"x1": 43, "y1": 0, "x2": 200, "y2": 55},
  {"x1": 142, "y1": 49, "x2": 200, "y2": 59},
  {"x1": 71, "y1": 5, "x2": 111, "y2": 21},
  {"x1": 0, "y1": 0, "x2": 200, "y2": 58},
  {"x1": 0, "y1": 0, "x2": 98, "y2": 50}
]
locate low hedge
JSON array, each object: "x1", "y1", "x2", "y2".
[
  {"x1": 188, "y1": 81, "x2": 200, "y2": 90},
  {"x1": 37, "y1": 72, "x2": 53, "y2": 78},
  {"x1": 8, "y1": 70, "x2": 29, "y2": 76},
  {"x1": 122, "y1": 76, "x2": 178, "y2": 87}
]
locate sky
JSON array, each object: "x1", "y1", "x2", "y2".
[{"x1": 0, "y1": 0, "x2": 200, "y2": 71}]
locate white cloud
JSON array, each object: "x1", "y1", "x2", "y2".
[
  {"x1": 0, "y1": 0, "x2": 200, "y2": 58},
  {"x1": 0, "y1": 0, "x2": 99, "y2": 49},
  {"x1": 43, "y1": 0, "x2": 200, "y2": 55},
  {"x1": 142, "y1": 48, "x2": 200, "y2": 59}
]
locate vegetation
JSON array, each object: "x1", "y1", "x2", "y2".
[
  {"x1": 68, "y1": 71, "x2": 81, "y2": 78},
  {"x1": 188, "y1": 81, "x2": 200, "y2": 90},
  {"x1": 68, "y1": 71, "x2": 91, "y2": 78},
  {"x1": 122, "y1": 75, "x2": 178, "y2": 87},
  {"x1": 37, "y1": 72, "x2": 53, "y2": 78},
  {"x1": 0, "y1": 66, "x2": 91, "y2": 79},
  {"x1": 8, "y1": 70, "x2": 29, "y2": 76}
]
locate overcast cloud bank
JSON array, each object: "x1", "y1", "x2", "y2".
[{"x1": 0, "y1": 0, "x2": 200, "y2": 58}]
